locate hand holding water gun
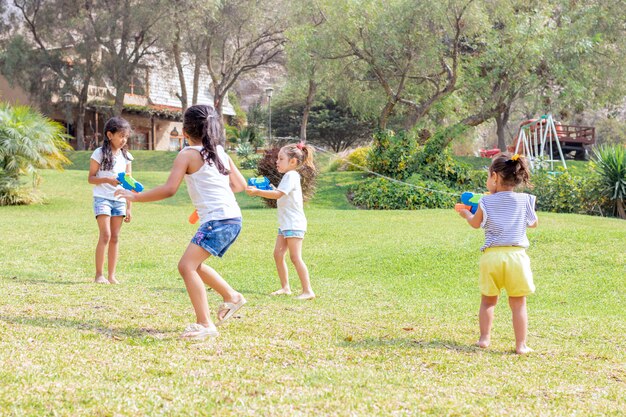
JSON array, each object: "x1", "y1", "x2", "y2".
[
  {"x1": 247, "y1": 176, "x2": 273, "y2": 190},
  {"x1": 455, "y1": 191, "x2": 489, "y2": 214},
  {"x1": 117, "y1": 172, "x2": 144, "y2": 193}
]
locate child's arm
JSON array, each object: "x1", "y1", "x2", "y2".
[
  {"x1": 458, "y1": 205, "x2": 484, "y2": 229},
  {"x1": 87, "y1": 159, "x2": 119, "y2": 186},
  {"x1": 245, "y1": 186, "x2": 284, "y2": 200},
  {"x1": 124, "y1": 165, "x2": 133, "y2": 222},
  {"x1": 228, "y1": 156, "x2": 247, "y2": 193},
  {"x1": 115, "y1": 152, "x2": 190, "y2": 202}
]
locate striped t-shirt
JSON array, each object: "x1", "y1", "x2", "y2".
[{"x1": 479, "y1": 191, "x2": 537, "y2": 252}]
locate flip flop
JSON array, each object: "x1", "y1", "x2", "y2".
[{"x1": 216, "y1": 297, "x2": 247, "y2": 326}]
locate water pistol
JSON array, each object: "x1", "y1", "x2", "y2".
[
  {"x1": 117, "y1": 172, "x2": 144, "y2": 193},
  {"x1": 189, "y1": 209, "x2": 199, "y2": 224},
  {"x1": 455, "y1": 191, "x2": 489, "y2": 214},
  {"x1": 247, "y1": 176, "x2": 273, "y2": 190}
]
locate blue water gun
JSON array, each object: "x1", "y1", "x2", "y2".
[
  {"x1": 117, "y1": 172, "x2": 144, "y2": 193},
  {"x1": 455, "y1": 191, "x2": 488, "y2": 214},
  {"x1": 247, "y1": 176, "x2": 273, "y2": 190}
]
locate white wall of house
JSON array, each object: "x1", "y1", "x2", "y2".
[{"x1": 149, "y1": 55, "x2": 235, "y2": 116}]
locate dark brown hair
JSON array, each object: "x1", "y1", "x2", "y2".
[
  {"x1": 183, "y1": 105, "x2": 229, "y2": 175},
  {"x1": 489, "y1": 152, "x2": 531, "y2": 187},
  {"x1": 101, "y1": 117, "x2": 131, "y2": 171}
]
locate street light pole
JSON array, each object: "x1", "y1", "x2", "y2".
[{"x1": 265, "y1": 87, "x2": 274, "y2": 143}]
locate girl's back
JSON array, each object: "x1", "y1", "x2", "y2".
[
  {"x1": 183, "y1": 145, "x2": 241, "y2": 223},
  {"x1": 480, "y1": 191, "x2": 537, "y2": 251}
]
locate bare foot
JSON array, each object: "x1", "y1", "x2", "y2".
[
  {"x1": 94, "y1": 276, "x2": 109, "y2": 284},
  {"x1": 271, "y1": 288, "x2": 292, "y2": 296},
  {"x1": 516, "y1": 345, "x2": 533, "y2": 355},
  {"x1": 296, "y1": 292, "x2": 315, "y2": 300},
  {"x1": 108, "y1": 276, "x2": 120, "y2": 284},
  {"x1": 476, "y1": 338, "x2": 490, "y2": 349}
]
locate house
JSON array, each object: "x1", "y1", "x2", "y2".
[{"x1": 0, "y1": 53, "x2": 236, "y2": 151}]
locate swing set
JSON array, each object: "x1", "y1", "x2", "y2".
[{"x1": 511, "y1": 114, "x2": 595, "y2": 171}]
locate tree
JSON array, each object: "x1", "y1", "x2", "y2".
[
  {"x1": 85, "y1": 0, "x2": 166, "y2": 116},
  {"x1": 0, "y1": 103, "x2": 70, "y2": 205},
  {"x1": 460, "y1": 0, "x2": 626, "y2": 150},
  {"x1": 8, "y1": 0, "x2": 100, "y2": 149},
  {"x1": 272, "y1": 98, "x2": 373, "y2": 151},
  {"x1": 203, "y1": 0, "x2": 287, "y2": 118},
  {"x1": 310, "y1": 0, "x2": 480, "y2": 130}
]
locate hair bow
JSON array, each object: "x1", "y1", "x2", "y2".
[{"x1": 296, "y1": 142, "x2": 305, "y2": 150}]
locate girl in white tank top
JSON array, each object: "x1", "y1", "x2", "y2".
[{"x1": 116, "y1": 105, "x2": 248, "y2": 341}]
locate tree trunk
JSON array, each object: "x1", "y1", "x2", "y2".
[
  {"x1": 113, "y1": 84, "x2": 126, "y2": 117},
  {"x1": 495, "y1": 107, "x2": 510, "y2": 151},
  {"x1": 379, "y1": 100, "x2": 396, "y2": 130},
  {"x1": 173, "y1": 23, "x2": 188, "y2": 112},
  {"x1": 192, "y1": 52, "x2": 201, "y2": 105},
  {"x1": 300, "y1": 78, "x2": 317, "y2": 142}
]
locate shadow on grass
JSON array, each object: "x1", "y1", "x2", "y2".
[
  {"x1": 342, "y1": 337, "x2": 510, "y2": 355},
  {"x1": 2, "y1": 277, "x2": 85, "y2": 285},
  {"x1": 0, "y1": 314, "x2": 177, "y2": 342}
]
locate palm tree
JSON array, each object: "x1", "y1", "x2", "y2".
[
  {"x1": 0, "y1": 104, "x2": 71, "y2": 205},
  {"x1": 593, "y1": 145, "x2": 626, "y2": 219}
]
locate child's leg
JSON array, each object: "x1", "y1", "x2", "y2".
[
  {"x1": 509, "y1": 296, "x2": 532, "y2": 354},
  {"x1": 478, "y1": 295, "x2": 498, "y2": 348},
  {"x1": 94, "y1": 215, "x2": 111, "y2": 284},
  {"x1": 272, "y1": 235, "x2": 291, "y2": 295},
  {"x1": 177, "y1": 243, "x2": 214, "y2": 329},
  {"x1": 286, "y1": 238, "x2": 314, "y2": 300},
  {"x1": 106, "y1": 216, "x2": 124, "y2": 284},
  {"x1": 196, "y1": 263, "x2": 245, "y2": 306}
]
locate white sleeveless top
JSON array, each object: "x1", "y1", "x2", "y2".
[{"x1": 183, "y1": 145, "x2": 241, "y2": 224}]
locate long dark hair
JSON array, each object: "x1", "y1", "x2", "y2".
[
  {"x1": 490, "y1": 153, "x2": 531, "y2": 187},
  {"x1": 183, "y1": 105, "x2": 229, "y2": 175},
  {"x1": 101, "y1": 117, "x2": 131, "y2": 171}
]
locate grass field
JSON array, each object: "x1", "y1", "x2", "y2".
[{"x1": 0, "y1": 154, "x2": 625, "y2": 416}]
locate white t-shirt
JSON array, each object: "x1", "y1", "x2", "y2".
[
  {"x1": 90, "y1": 147, "x2": 133, "y2": 201},
  {"x1": 276, "y1": 170, "x2": 307, "y2": 231},
  {"x1": 183, "y1": 145, "x2": 242, "y2": 224}
]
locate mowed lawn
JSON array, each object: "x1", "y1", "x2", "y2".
[{"x1": 0, "y1": 162, "x2": 625, "y2": 416}]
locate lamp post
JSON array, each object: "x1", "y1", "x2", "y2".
[
  {"x1": 62, "y1": 92, "x2": 72, "y2": 134},
  {"x1": 265, "y1": 87, "x2": 274, "y2": 143}
]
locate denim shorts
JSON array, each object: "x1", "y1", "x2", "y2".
[
  {"x1": 94, "y1": 197, "x2": 126, "y2": 217},
  {"x1": 278, "y1": 228, "x2": 306, "y2": 239},
  {"x1": 191, "y1": 218, "x2": 242, "y2": 257}
]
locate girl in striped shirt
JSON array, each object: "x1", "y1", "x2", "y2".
[{"x1": 458, "y1": 153, "x2": 537, "y2": 354}]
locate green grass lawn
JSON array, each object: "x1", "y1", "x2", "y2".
[{"x1": 0, "y1": 159, "x2": 625, "y2": 416}]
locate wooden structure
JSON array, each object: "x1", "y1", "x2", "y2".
[{"x1": 512, "y1": 114, "x2": 596, "y2": 171}]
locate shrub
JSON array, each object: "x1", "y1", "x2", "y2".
[
  {"x1": 0, "y1": 104, "x2": 71, "y2": 205},
  {"x1": 592, "y1": 145, "x2": 626, "y2": 219},
  {"x1": 346, "y1": 147, "x2": 370, "y2": 171},
  {"x1": 367, "y1": 130, "x2": 418, "y2": 180},
  {"x1": 350, "y1": 176, "x2": 457, "y2": 210},
  {"x1": 526, "y1": 169, "x2": 610, "y2": 216}
]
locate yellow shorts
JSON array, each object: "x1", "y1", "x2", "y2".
[{"x1": 479, "y1": 247, "x2": 535, "y2": 297}]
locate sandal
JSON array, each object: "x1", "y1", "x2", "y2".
[
  {"x1": 180, "y1": 323, "x2": 219, "y2": 340},
  {"x1": 216, "y1": 297, "x2": 247, "y2": 326}
]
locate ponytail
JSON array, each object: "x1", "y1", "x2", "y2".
[{"x1": 183, "y1": 105, "x2": 229, "y2": 175}]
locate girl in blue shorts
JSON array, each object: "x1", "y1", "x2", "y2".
[
  {"x1": 246, "y1": 143, "x2": 316, "y2": 300},
  {"x1": 88, "y1": 117, "x2": 133, "y2": 285},
  {"x1": 116, "y1": 105, "x2": 247, "y2": 340},
  {"x1": 457, "y1": 153, "x2": 538, "y2": 354}
]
